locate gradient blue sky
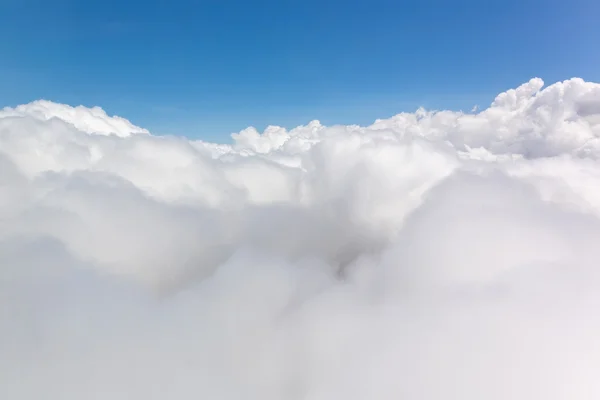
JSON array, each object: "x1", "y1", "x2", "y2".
[{"x1": 1, "y1": 0, "x2": 598, "y2": 141}]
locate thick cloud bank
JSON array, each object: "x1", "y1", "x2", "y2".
[{"x1": 2, "y1": 78, "x2": 600, "y2": 399}]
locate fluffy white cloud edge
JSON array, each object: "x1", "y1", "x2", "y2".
[{"x1": 0, "y1": 99, "x2": 149, "y2": 137}]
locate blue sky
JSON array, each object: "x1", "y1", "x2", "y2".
[{"x1": 1, "y1": 0, "x2": 598, "y2": 142}]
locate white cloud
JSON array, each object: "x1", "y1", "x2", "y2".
[
  {"x1": 2, "y1": 78, "x2": 600, "y2": 399},
  {"x1": 0, "y1": 100, "x2": 149, "y2": 137}
]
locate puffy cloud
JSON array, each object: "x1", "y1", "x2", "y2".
[
  {"x1": 2, "y1": 78, "x2": 600, "y2": 399},
  {"x1": 0, "y1": 100, "x2": 149, "y2": 137}
]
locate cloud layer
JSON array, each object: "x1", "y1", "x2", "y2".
[{"x1": 2, "y1": 78, "x2": 600, "y2": 399}]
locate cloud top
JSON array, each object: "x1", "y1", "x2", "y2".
[
  {"x1": 1, "y1": 77, "x2": 600, "y2": 399},
  {"x1": 0, "y1": 99, "x2": 149, "y2": 137}
]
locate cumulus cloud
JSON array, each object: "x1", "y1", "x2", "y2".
[
  {"x1": 0, "y1": 100, "x2": 149, "y2": 137},
  {"x1": 2, "y1": 78, "x2": 600, "y2": 399}
]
